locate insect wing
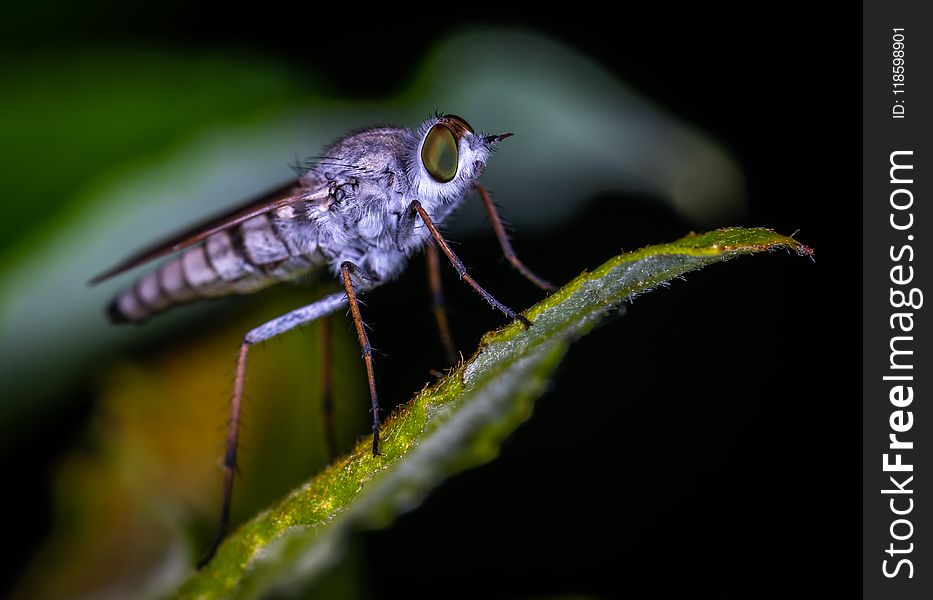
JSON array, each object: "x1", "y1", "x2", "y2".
[{"x1": 90, "y1": 179, "x2": 326, "y2": 284}]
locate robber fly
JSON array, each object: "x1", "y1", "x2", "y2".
[{"x1": 91, "y1": 114, "x2": 553, "y2": 565}]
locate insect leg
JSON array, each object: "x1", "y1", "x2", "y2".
[
  {"x1": 340, "y1": 262, "x2": 382, "y2": 456},
  {"x1": 425, "y1": 240, "x2": 458, "y2": 364},
  {"x1": 320, "y1": 314, "x2": 337, "y2": 462},
  {"x1": 199, "y1": 291, "x2": 348, "y2": 568},
  {"x1": 475, "y1": 183, "x2": 555, "y2": 292},
  {"x1": 410, "y1": 201, "x2": 532, "y2": 329}
]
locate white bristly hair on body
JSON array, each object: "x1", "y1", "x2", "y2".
[{"x1": 106, "y1": 113, "x2": 505, "y2": 323}]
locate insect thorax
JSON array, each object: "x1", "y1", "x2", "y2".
[{"x1": 293, "y1": 126, "x2": 473, "y2": 286}]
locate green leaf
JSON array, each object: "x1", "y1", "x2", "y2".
[{"x1": 172, "y1": 228, "x2": 812, "y2": 599}]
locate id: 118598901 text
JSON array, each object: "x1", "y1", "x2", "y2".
[{"x1": 892, "y1": 28, "x2": 905, "y2": 119}]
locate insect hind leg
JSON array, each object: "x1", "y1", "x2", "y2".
[{"x1": 198, "y1": 291, "x2": 349, "y2": 568}]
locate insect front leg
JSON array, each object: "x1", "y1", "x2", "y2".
[
  {"x1": 199, "y1": 291, "x2": 349, "y2": 568},
  {"x1": 475, "y1": 183, "x2": 555, "y2": 292},
  {"x1": 408, "y1": 200, "x2": 532, "y2": 329},
  {"x1": 405, "y1": 212, "x2": 458, "y2": 363}
]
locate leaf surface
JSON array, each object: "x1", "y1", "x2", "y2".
[{"x1": 173, "y1": 227, "x2": 812, "y2": 599}]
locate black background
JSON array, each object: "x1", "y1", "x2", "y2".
[{"x1": 1, "y1": 4, "x2": 860, "y2": 598}]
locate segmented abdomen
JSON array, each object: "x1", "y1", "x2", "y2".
[{"x1": 108, "y1": 213, "x2": 323, "y2": 323}]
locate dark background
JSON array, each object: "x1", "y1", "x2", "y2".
[{"x1": 1, "y1": 5, "x2": 859, "y2": 598}]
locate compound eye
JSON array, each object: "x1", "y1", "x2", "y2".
[{"x1": 421, "y1": 124, "x2": 459, "y2": 183}]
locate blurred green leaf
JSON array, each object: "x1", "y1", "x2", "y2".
[
  {"x1": 10, "y1": 287, "x2": 368, "y2": 600},
  {"x1": 173, "y1": 228, "x2": 812, "y2": 599},
  {"x1": 0, "y1": 51, "x2": 310, "y2": 267}
]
